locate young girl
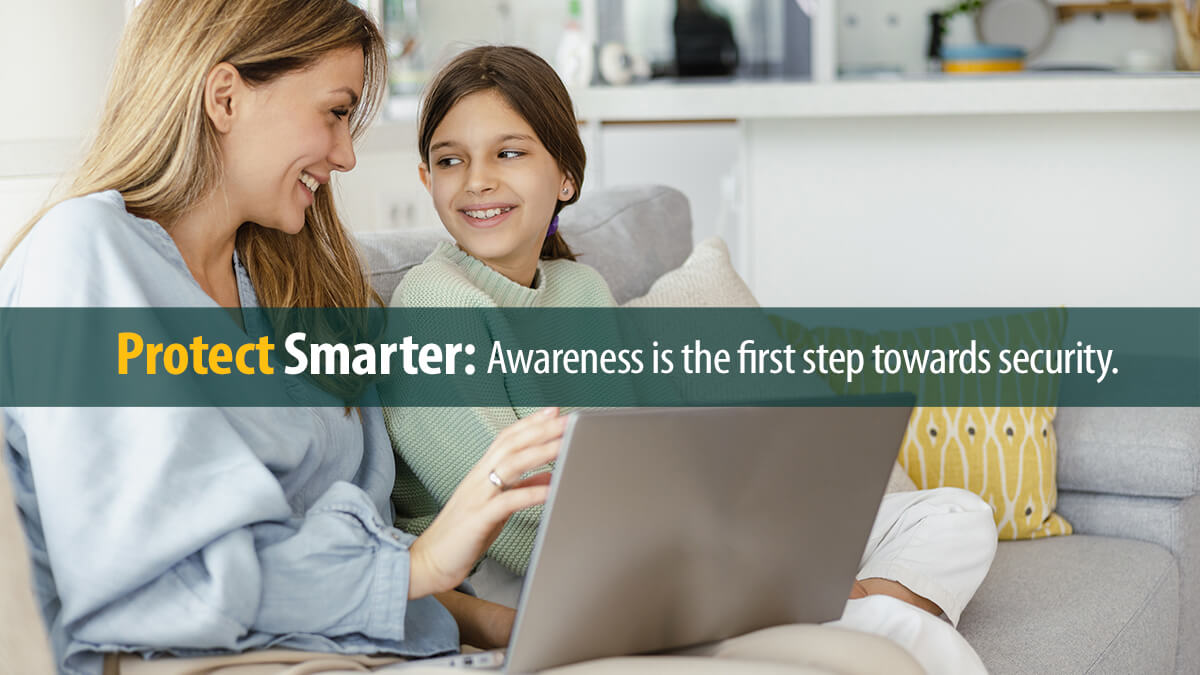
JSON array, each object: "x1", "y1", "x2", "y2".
[
  {"x1": 382, "y1": 46, "x2": 612, "y2": 585},
  {"x1": 385, "y1": 45, "x2": 999, "y2": 675}
]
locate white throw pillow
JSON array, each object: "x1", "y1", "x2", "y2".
[
  {"x1": 624, "y1": 236, "x2": 916, "y2": 494},
  {"x1": 623, "y1": 237, "x2": 758, "y2": 308}
]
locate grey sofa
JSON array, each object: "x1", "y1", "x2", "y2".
[{"x1": 358, "y1": 185, "x2": 1199, "y2": 675}]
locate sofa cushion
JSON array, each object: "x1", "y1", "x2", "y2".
[
  {"x1": 769, "y1": 309, "x2": 1072, "y2": 540},
  {"x1": 1055, "y1": 407, "x2": 1200, "y2": 499},
  {"x1": 623, "y1": 237, "x2": 756, "y2": 308},
  {"x1": 355, "y1": 185, "x2": 693, "y2": 305},
  {"x1": 960, "y1": 535, "x2": 1178, "y2": 674},
  {"x1": 899, "y1": 406, "x2": 1072, "y2": 540},
  {"x1": 620, "y1": 239, "x2": 918, "y2": 493}
]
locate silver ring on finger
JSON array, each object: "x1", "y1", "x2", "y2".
[{"x1": 488, "y1": 470, "x2": 507, "y2": 491}]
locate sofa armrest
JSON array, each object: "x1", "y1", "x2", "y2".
[
  {"x1": 1056, "y1": 492, "x2": 1200, "y2": 672},
  {"x1": 1056, "y1": 407, "x2": 1200, "y2": 499}
]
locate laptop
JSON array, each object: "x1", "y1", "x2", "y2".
[{"x1": 390, "y1": 404, "x2": 912, "y2": 673}]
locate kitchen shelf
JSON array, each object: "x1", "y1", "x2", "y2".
[{"x1": 1056, "y1": 2, "x2": 1173, "y2": 22}]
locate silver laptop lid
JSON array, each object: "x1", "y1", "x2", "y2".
[{"x1": 505, "y1": 405, "x2": 912, "y2": 673}]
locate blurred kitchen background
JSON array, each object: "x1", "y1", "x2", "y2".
[
  {"x1": 368, "y1": 0, "x2": 1199, "y2": 87},
  {"x1": 2, "y1": 1, "x2": 1199, "y2": 304}
]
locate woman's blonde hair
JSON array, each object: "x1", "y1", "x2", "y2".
[{"x1": 5, "y1": 0, "x2": 387, "y2": 309}]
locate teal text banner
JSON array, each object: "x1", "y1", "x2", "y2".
[{"x1": 1, "y1": 307, "x2": 1197, "y2": 407}]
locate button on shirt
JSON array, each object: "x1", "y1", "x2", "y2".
[{"x1": 0, "y1": 191, "x2": 459, "y2": 675}]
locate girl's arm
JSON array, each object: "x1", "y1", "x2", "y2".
[
  {"x1": 433, "y1": 590, "x2": 517, "y2": 649},
  {"x1": 384, "y1": 259, "x2": 625, "y2": 576},
  {"x1": 384, "y1": 264, "x2": 548, "y2": 576},
  {"x1": 388, "y1": 403, "x2": 547, "y2": 576}
]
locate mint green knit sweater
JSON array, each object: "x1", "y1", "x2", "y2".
[{"x1": 383, "y1": 241, "x2": 618, "y2": 576}]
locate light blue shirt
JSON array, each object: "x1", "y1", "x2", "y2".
[{"x1": 0, "y1": 191, "x2": 459, "y2": 674}]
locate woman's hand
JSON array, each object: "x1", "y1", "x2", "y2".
[
  {"x1": 434, "y1": 590, "x2": 517, "y2": 649},
  {"x1": 408, "y1": 407, "x2": 565, "y2": 599}
]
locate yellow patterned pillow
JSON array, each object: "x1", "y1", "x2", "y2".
[
  {"x1": 900, "y1": 406, "x2": 1071, "y2": 539},
  {"x1": 768, "y1": 310, "x2": 1073, "y2": 541}
]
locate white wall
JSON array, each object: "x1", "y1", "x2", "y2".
[
  {"x1": 745, "y1": 111, "x2": 1200, "y2": 306},
  {"x1": 0, "y1": 2, "x2": 124, "y2": 143},
  {"x1": 0, "y1": 1, "x2": 125, "y2": 244},
  {"x1": 0, "y1": 178, "x2": 63, "y2": 248}
]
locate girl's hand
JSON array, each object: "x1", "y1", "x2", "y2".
[
  {"x1": 408, "y1": 408, "x2": 564, "y2": 599},
  {"x1": 434, "y1": 590, "x2": 517, "y2": 649}
]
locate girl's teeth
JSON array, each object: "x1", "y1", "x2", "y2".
[{"x1": 466, "y1": 207, "x2": 510, "y2": 219}]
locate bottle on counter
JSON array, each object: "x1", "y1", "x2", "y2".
[{"x1": 556, "y1": 0, "x2": 594, "y2": 87}]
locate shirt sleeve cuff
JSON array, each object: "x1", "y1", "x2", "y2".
[{"x1": 368, "y1": 527, "x2": 413, "y2": 638}]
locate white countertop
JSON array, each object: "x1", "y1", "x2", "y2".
[{"x1": 568, "y1": 74, "x2": 1200, "y2": 121}]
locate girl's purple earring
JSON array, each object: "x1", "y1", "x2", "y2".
[{"x1": 547, "y1": 185, "x2": 571, "y2": 238}]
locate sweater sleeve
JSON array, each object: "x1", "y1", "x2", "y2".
[
  {"x1": 387, "y1": 404, "x2": 543, "y2": 576},
  {"x1": 382, "y1": 262, "x2": 544, "y2": 575}
]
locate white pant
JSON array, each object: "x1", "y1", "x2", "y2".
[
  {"x1": 828, "y1": 487, "x2": 998, "y2": 675},
  {"x1": 472, "y1": 487, "x2": 998, "y2": 675}
]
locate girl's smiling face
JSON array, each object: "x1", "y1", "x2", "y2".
[
  {"x1": 218, "y1": 47, "x2": 363, "y2": 235},
  {"x1": 420, "y1": 89, "x2": 575, "y2": 286}
]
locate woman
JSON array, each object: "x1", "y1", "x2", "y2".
[{"x1": 1, "y1": 1, "x2": 558, "y2": 672}]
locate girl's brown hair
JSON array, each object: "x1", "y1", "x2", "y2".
[
  {"x1": 418, "y1": 46, "x2": 585, "y2": 261},
  {"x1": 5, "y1": 0, "x2": 387, "y2": 311}
]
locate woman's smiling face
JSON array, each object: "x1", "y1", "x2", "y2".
[
  {"x1": 420, "y1": 89, "x2": 574, "y2": 285},
  {"x1": 219, "y1": 47, "x2": 364, "y2": 235}
]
